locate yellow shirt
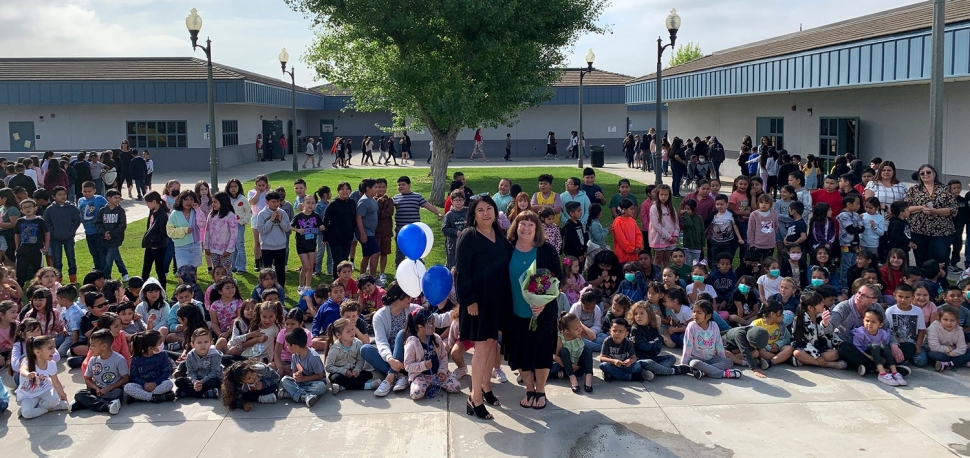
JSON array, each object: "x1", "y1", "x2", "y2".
[
  {"x1": 752, "y1": 318, "x2": 781, "y2": 346},
  {"x1": 535, "y1": 192, "x2": 556, "y2": 206}
]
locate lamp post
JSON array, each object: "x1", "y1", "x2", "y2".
[
  {"x1": 651, "y1": 8, "x2": 682, "y2": 185},
  {"x1": 185, "y1": 8, "x2": 218, "y2": 189},
  {"x1": 578, "y1": 49, "x2": 595, "y2": 169},
  {"x1": 279, "y1": 48, "x2": 298, "y2": 173}
]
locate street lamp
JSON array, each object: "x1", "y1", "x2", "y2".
[
  {"x1": 649, "y1": 8, "x2": 682, "y2": 185},
  {"x1": 185, "y1": 8, "x2": 219, "y2": 189},
  {"x1": 578, "y1": 49, "x2": 595, "y2": 169},
  {"x1": 279, "y1": 48, "x2": 298, "y2": 173}
]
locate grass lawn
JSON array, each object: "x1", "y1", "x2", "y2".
[{"x1": 86, "y1": 166, "x2": 650, "y2": 308}]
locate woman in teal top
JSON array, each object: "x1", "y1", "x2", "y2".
[{"x1": 504, "y1": 210, "x2": 562, "y2": 411}]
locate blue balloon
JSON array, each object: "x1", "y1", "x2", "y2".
[
  {"x1": 422, "y1": 265, "x2": 453, "y2": 306},
  {"x1": 397, "y1": 223, "x2": 427, "y2": 260}
]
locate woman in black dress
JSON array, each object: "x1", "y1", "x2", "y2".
[
  {"x1": 505, "y1": 210, "x2": 562, "y2": 411},
  {"x1": 455, "y1": 195, "x2": 511, "y2": 420}
]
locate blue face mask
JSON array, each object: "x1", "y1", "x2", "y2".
[
  {"x1": 625, "y1": 273, "x2": 636, "y2": 282},
  {"x1": 692, "y1": 275, "x2": 705, "y2": 283},
  {"x1": 811, "y1": 278, "x2": 825, "y2": 287},
  {"x1": 737, "y1": 284, "x2": 751, "y2": 295},
  {"x1": 769, "y1": 269, "x2": 781, "y2": 277}
]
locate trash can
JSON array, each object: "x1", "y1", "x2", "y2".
[{"x1": 590, "y1": 145, "x2": 605, "y2": 168}]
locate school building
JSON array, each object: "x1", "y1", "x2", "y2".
[{"x1": 625, "y1": 0, "x2": 970, "y2": 178}]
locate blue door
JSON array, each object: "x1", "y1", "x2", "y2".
[{"x1": 9, "y1": 122, "x2": 35, "y2": 152}]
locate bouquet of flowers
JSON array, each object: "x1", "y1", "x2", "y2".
[{"x1": 519, "y1": 261, "x2": 561, "y2": 331}]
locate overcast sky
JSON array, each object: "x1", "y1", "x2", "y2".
[{"x1": 0, "y1": 0, "x2": 922, "y2": 88}]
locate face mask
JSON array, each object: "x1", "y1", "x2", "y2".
[
  {"x1": 692, "y1": 275, "x2": 705, "y2": 283},
  {"x1": 770, "y1": 269, "x2": 781, "y2": 277},
  {"x1": 965, "y1": 291, "x2": 970, "y2": 301},
  {"x1": 737, "y1": 284, "x2": 751, "y2": 294},
  {"x1": 790, "y1": 253, "x2": 802, "y2": 261},
  {"x1": 699, "y1": 159, "x2": 707, "y2": 164},
  {"x1": 170, "y1": 189, "x2": 180, "y2": 197},
  {"x1": 811, "y1": 278, "x2": 824, "y2": 287},
  {"x1": 624, "y1": 273, "x2": 636, "y2": 283}
]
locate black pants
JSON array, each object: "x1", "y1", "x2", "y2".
[
  {"x1": 16, "y1": 248, "x2": 42, "y2": 287},
  {"x1": 331, "y1": 240, "x2": 352, "y2": 266},
  {"x1": 261, "y1": 248, "x2": 287, "y2": 287},
  {"x1": 74, "y1": 388, "x2": 121, "y2": 411},
  {"x1": 241, "y1": 385, "x2": 277, "y2": 403},
  {"x1": 329, "y1": 371, "x2": 372, "y2": 390},
  {"x1": 951, "y1": 222, "x2": 966, "y2": 265},
  {"x1": 142, "y1": 246, "x2": 167, "y2": 290},
  {"x1": 174, "y1": 377, "x2": 221, "y2": 398},
  {"x1": 897, "y1": 341, "x2": 917, "y2": 362},
  {"x1": 712, "y1": 160, "x2": 722, "y2": 178},
  {"x1": 838, "y1": 341, "x2": 899, "y2": 373},
  {"x1": 504, "y1": 148, "x2": 511, "y2": 161},
  {"x1": 557, "y1": 346, "x2": 592, "y2": 378}
]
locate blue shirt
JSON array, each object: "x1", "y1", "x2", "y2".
[
  {"x1": 77, "y1": 195, "x2": 107, "y2": 235},
  {"x1": 312, "y1": 298, "x2": 342, "y2": 336},
  {"x1": 510, "y1": 247, "x2": 536, "y2": 319}
]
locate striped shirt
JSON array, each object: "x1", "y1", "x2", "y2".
[{"x1": 392, "y1": 192, "x2": 428, "y2": 230}]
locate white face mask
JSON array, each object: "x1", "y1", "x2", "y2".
[
  {"x1": 699, "y1": 159, "x2": 707, "y2": 164},
  {"x1": 790, "y1": 253, "x2": 802, "y2": 261}
]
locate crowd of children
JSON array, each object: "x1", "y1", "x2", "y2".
[{"x1": 3, "y1": 146, "x2": 970, "y2": 420}]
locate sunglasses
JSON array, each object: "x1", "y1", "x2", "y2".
[
  {"x1": 92, "y1": 302, "x2": 108, "y2": 309},
  {"x1": 919, "y1": 170, "x2": 934, "y2": 176}
]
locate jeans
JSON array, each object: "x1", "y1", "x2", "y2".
[
  {"x1": 50, "y1": 239, "x2": 77, "y2": 276},
  {"x1": 57, "y1": 333, "x2": 74, "y2": 357},
  {"x1": 552, "y1": 346, "x2": 593, "y2": 378},
  {"x1": 912, "y1": 233, "x2": 952, "y2": 269},
  {"x1": 232, "y1": 225, "x2": 248, "y2": 271},
  {"x1": 280, "y1": 377, "x2": 329, "y2": 400},
  {"x1": 585, "y1": 334, "x2": 608, "y2": 352},
  {"x1": 898, "y1": 342, "x2": 929, "y2": 367},
  {"x1": 599, "y1": 361, "x2": 642, "y2": 381},
  {"x1": 736, "y1": 221, "x2": 749, "y2": 261},
  {"x1": 262, "y1": 248, "x2": 286, "y2": 287},
  {"x1": 86, "y1": 234, "x2": 105, "y2": 271},
  {"x1": 73, "y1": 387, "x2": 122, "y2": 412},
  {"x1": 361, "y1": 329, "x2": 406, "y2": 376},
  {"x1": 712, "y1": 160, "x2": 723, "y2": 179},
  {"x1": 684, "y1": 248, "x2": 702, "y2": 267},
  {"x1": 164, "y1": 239, "x2": 176, "y2": 274},
  {"x1": 839, "y1": 250, "x2": 856, "y2": 293},
  {"x1": 103, "y1": 245, "x2": 128, "y2": 279},
  {"x1": 314, "y1": 239, "x2": 333, "y2": 275},
  {"x1": 638, "y1": 354, "x2": 678, "y2": 376},
  {"x1": 927, "y1": 350, "x2": 970, "y2": 367},
  {"x1": 688, "y1": 356, "x2": 734, "y2": 378},
  {"x1": 174, "y1": 377, "x2": 221, "y2": 398},
  {"x1": 134, "y1": 179, "x2": 145, "y2": 199},
  {"x1": 672, "y1": 164, "x2": 686, "y2": 196},
  {"x1": 669, "y1": 332, "x2": 685, "y2": 348},
  {"x1": 142, "y1": 246, "x2": 167, "y2": 290}
]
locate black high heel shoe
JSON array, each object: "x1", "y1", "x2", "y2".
[
  {"x1": 466, "y1": 396, "x2": 493, "y2": 420},
  {"x1": 482, "y1": 389, "x2": 500, "y2": 406}
]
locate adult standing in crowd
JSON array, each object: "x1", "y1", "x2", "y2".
[
  {"x1": 669, "y1": 137, "x2": 687, "y2": 198},
  {"x1": 905, "y1": 164, "x2": 957, "y2": 268},
  {"x1": 118, "y1": 140, "x2": 134, "y2": 198},
  {"x1": 504, "y1": 210, "x2": 562, "y2": 411},
  {"x1": 864, "y1": 160, "x2": 907, "y2": 213},
  {"x1": 456, "y1": 195, "x2": 511, "y2": 420},
  {"x1": 128, "y1": 152, "x2": 148, "y2": 201},
  {"x1": 255, "y1": 134, "x2": 262, "y2": 161},
  {"x1": 709, "y1": 136, "x2": 725, "y2": 178}
]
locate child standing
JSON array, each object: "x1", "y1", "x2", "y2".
[
  {"x1": 647, "y1": 185, "x2": 677, "y2": 266},
  {"x1": 682, "y1": 300, "x2": 741, "y2": 379},
  {"x1": 441, "y1": 190, "x2": 468, "y2": 268},
  {"x1": 774, "y1": 185, "x2": 796, "y2": 255},
  {"x1": 279, "y1": 328, "x2": 327, "y2": 407},
  {"x1": 928, "y1": 305, "x2": 970, "y2": 371},
  {"x1": 853, "y1": 309, "x2": 907, "y2": 386},
  {"x1": 746, "y1": 194, "x2": 778, "y2": 262},
  {"x1": 203, "y1": 192, "x2": 238, "y2": 272},
  {"x1": 403, "y1": 308, "x2": 461, "y2": 399},
  {"x1": 292, "y1": 194, "x2": 325, "y2": 293},
  {"x1": 96, "y1": 190, "x2": 128, "y2": 280},
  {"x1": 175, "y1": 328, "x2": 222, "y2": 399},
  {"x1": 73, "y1": 329, "x2": 128, "y2": 414},
  {"x1": 221, "y1": 360, "x2": 280, "y2": 411},
  {"x1": 123, "y1": 330, "x2": 175, "y2": 403},
  {"x1": 15, "y1": 335, "x2": 69, "y2": 419},
  {"x1": 679, "y1": 200, "x2": 704, "y2": 265},
  {"x1": 836, "y1": 194, "x2": 865, "y2": 292},
  {"x1": 43, "y1": 186, "x2": 81, "y2": 283},
  {"x1": 707, "y1": 194, "x2": 743, "y2": 262},
  {"x1": 561, "y1": 201, "x2": 587, "y2": 262},
  {"x1": 861, "y1": 197, "x2": 886, "y2": 256},
  {"x1": 14, "y1": 199, "x2": 49, "y2": 287}
]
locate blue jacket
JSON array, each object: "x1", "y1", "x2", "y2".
[{"x1": 312, "y1": 299, "x2": 342, "y2": 336}]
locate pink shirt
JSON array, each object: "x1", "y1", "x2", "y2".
[
  {"x1": 203, "y1": 214, "x2": 239, "y2": 255},
  {"x1": 276, "y1": 327, "x2": 313, "y2": 362},
  {"x1": 359, "y1": 286, "x2": 386, "y2": 314},
  {"x1": 209, "y1": 298, "x2": 243, "y2": 332}
]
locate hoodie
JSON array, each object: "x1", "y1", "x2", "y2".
[
  {"x1": 95, "y1": 203, "x2": 126, "y2": 247},
  {"x1": 133, "y1": 277, "x2": 171, "y2": 332},
  {"x1": 185, "y1": 345, "x2": 224, "y2": 384},
  {"x1": 43, "y1": 201, "x2": 81, "y2": 242}
]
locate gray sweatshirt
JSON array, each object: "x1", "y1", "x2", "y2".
[
  {"x1": 823, "y1": 298, "x2": 896, "y2": 346},
  {"x1": 185, "y1": 345, "x2": 223, "y2": 384},
  {"x1": 255, "y1": 207, "x2": 290, "y2": 250},
  {"x1": 325, "y1": 337, "x2": 368, "y2": 375},
  {"x1": 43, "y1": 202, "x2": 81, "y2": 241}
]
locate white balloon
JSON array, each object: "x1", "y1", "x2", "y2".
[
  {"x1": 415, "y1": 222, "x2": 434, "y2": 259},
  {"x1": 395, "y1": 258, "x2": 426, "y2": 298}
]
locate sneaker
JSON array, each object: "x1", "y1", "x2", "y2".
[
  {"x1": 107, "y1": 399, "x2": 121, "y2": 415},
  {"x1": 790, "y1": 356, "x2": 803, "y2": 367},
  {"x1": 828, "y1": 361, "x2": 848, "y2": 370},
  {"x1": 377, "y1": 274, "x2": 388, "y2": 287},
  {"x1": 554, "y1": 369, "x2": 564, "y2": 379},
  {"x1": 52, "y1": 400, "x2": 69, "y2": 412},
  {"x1": 375, "y1": 380, "x2": 392, "y2": 397},
  {"x1": 759, "y1": 358, "x2": 770, "y2": 370},
  {"x1": 641, "y1": 369, "x2": 655, "y2": 382},
  {"x1": 67, "y1": 356, "x2": 84, "y2": 369},
  {"x1": 331, "y1": 383, "x2": 344, "y2": 395},
  {"x1": 877, "y1": 373, "x2": 899, "y2": 386},
  {"x1": 257, "y1": 393, "x2": 277, "y2": 404},
  {"x1": 393, "y1": 376, "x2": 408, "y2": 392},
  {"x1": 492, "y1": 368, "x2": 508, "y2": 384},
  {"x1": 674, "y1": 364, "x2": 691, "y2": 375},
  {"x1": 857, "y1": 365, "x2": 867, "y2": 377},
  {"x1": 452, "y1": 367, "x2": 468, "y2": 379},
  {"x1": 305, "y1": 393, "x2": 318, "y2": 407},
  {"x1": 602, "y1": 372, "x2": 613, "y2": 382},
  {"x1": 935, "y1": 361, "x2": 953, "y2": 372},
  {"x1": 203, "y1": 388, "x2": 220, "y2": 399},
  {"x1": 724, "y1": 369, "x2": 743, "y2": 379},
  {"x1": 163, "y1": 392, "x2": 176, "y2": 402},
  {"x1": 122, "y1": 274, "x2": 130, "y2": 282},
  {"x1": 892, "y1": 373, "x2": 907, "y2": 386},
  {"x1": 69, "y1": 275, "x2": 77, "y2": 284},
  {"x1": 691, "y1": 369, "x2": 705, "y2": 379},
  {"x1": 896, "y1": 365, "x2": 911, "y2": 377},
  {"x1": 166, "y1": 342, "x2": 182, "y2": 352}
]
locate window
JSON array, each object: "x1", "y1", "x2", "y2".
[
  {"x1": 819, "y1": 117, "x2": 860, "y2": 171},
  {"x1": 755, "y1": 117, "x2": 784, "y2": 150},
  {"x1": 222, "y1": 120, "x2": 239, "y2": 146},
  {"x1": 126, "y1": 121, "x2": 187, "y2": 149}
]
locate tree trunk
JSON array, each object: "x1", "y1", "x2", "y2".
[{"x1": 428, "y1": 129, "x2": 458, "y2": 206}]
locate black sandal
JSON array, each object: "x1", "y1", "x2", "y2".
[
  {"x1": 532, "y1": 392, "x2": 547, "y2": 410},
  {"x1": 466, "y1": 396, "x2": 493, "y2": 420},
  {"x1": 571, "y1": 385, "x2": 581, "y2": 394},
  {"x1": 482, "y1": 389, "x2": 500, "y2": 407},
  {"x1": 519, "y1": 391, "x2": 535, "y2": 408},
  {"x1": 584, "y1": 384, "x2": 593, "y2": 393}
]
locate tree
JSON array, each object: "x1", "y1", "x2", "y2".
[
  {"x1": 287, "y1": 0, "x2": 608, "y2": 204},
  {"x1": 668, "y1": 42, "x2": 703, "y2": 68}
]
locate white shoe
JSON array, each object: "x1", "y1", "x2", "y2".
[
  {"x1": 492, "y1": 368, "x2": 508, "y2": 384},
  {"x1": 107, "y1": 399, "x2": 121, "y2": 415},
  {"x1": 892, "y1": 373, "x2": 907, "y2": 386},
  {"x1": 877, "y1": 373, "x2": 899, "y2": 386},
  {"x1": 53, "y1": 400, "x2": 69, "y2": 411},
  {"x1": 375, "y1": 380, "x2": 392, "y2": 397},
  {"x1": 305, "y1": 393, "x2": 318, "y2": 407},
  {"x1": 377, "y1": 274, "x2": 387, "y2": 287},
  {"x1": 331, "y1": 384, "x2": 343, "y2": 395},
  {"x1": 122, "y1": 274, "x2": 130, "y2": 282},
  {"x1": 393, "y1": 376, "x2": 409, "y2": 392},
  {"x1": 257, "y1": 393, "x2": 277, "y2": 404},
  {"x1": 452, "y1": 367, "x2": 468, "y2": 379}
]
